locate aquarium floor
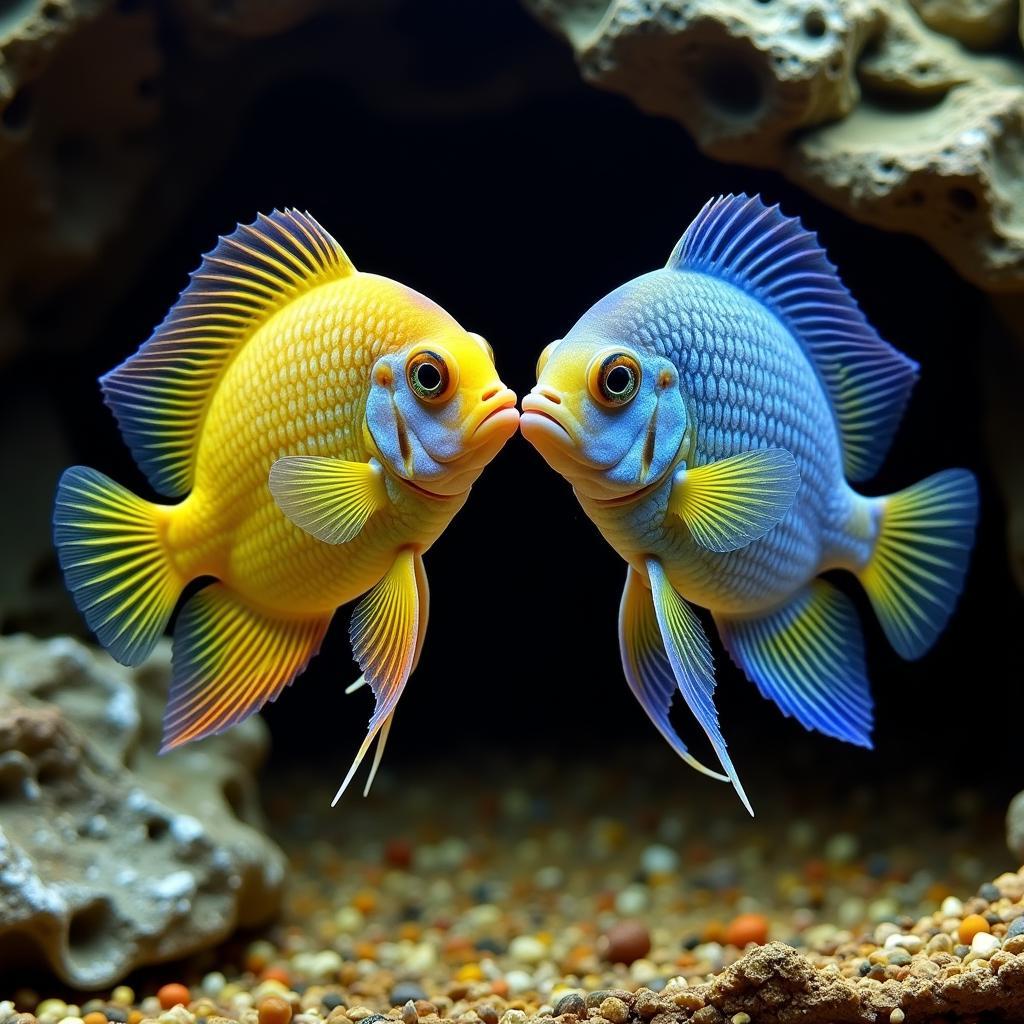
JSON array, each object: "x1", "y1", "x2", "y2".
[{"x1": 4, "y1": 753, "x2": 1024, "y2": 1023}]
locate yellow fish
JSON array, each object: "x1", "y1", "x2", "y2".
[{"x1": 53, "y1": 210, "x2": 519, "y2": 801}]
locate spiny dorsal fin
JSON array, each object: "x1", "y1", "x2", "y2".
[
  {"x1": 667, "y1": 194, "x2": 919, "y2": 482},
  {"x1": 101, "y1": 210, "x2": 355, "y2": 498}
]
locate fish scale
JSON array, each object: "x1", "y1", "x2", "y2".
[{"x1": 523, "y1": 194, "x2": 978, "y2": 813}]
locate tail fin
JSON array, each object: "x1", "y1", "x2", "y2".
[
  {"x1": 859, "y1": 469, "x2": 978, "y2": 660},
  {"x1": 54, "y1": 466, "x2": 183, "y2": 666}
]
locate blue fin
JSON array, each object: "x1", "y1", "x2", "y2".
[
  {"x1": 859, "y1": 469, "x2": 978, "y2": 660},
  {"x1": 101, "y1": 210, "x2": 354, "y2": 498},
  {"x1": 618, "y1": 567, "x2": 729, "y2": 782},
  {"x1": 646, "y1": 558, "x2": 752, "y2": 815},
  {"x1": 716, "y1": 580, "x2": 873, "y2": 747},
  {"x1": 165, "y1": 583, "x2": 330, "y2": 751},
  {"x1": 668, "y1": 194, "x2": 919, "y2": 482},
  {"x1": 53, "y1": 466, "x2": 182, "y2": 667}
]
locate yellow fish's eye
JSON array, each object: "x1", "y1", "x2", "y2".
[
  {"x1": 407, "y1": 348, "x2": 456, "y2": 403},
  {"x1": 590, "y1": 350, "x2": 642, "y2": 407},
  {"x1": 536, "y1": 339, "x2": 559, "y2": 380}
]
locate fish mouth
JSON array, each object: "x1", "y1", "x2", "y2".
[
  {"x1": 471, "y1": 388, "x2": 520, "y2": 445},
  {"x1": 520, "y1": 394, "x2": 574, "y2": 445}
]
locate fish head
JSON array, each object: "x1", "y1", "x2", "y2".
[
  {"x1": 366, "y1": 326, "x2": 519, "y2": 497},
  {"x1": 521, "y1": 294, "x2": 688, "y2": 501}
]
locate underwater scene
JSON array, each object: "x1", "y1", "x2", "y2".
[{"x1": 2, "y1": 0, "x2": 1024, "y2": 1022}]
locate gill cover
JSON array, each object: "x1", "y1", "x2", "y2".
[
  {"x1": 365, "y1": 333, "x2": 514, "y2": 497},
  {"x1": 527, "y1": 330, "x2": 689, "y2": 500}
]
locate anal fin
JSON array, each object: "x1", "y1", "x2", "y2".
[
  {"x1": 619, "y1": 567, "x2": 727, "y2": 782},
  {"x1": 716, "y1": 579, "x2": 873, "y2": 747},
  {"x1": 332, "y1": 549, "x2": 426, "y2": 804},
  {"x1": 163, "y1": 584, "x2": 330, "y2": 751},
  {"x1": 646, "y1": 558, "x2": 752, "y2": 815}
]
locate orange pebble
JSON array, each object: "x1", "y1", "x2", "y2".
[
  {"x1": 959, "y1": 914, "x2": 990, "y2": 945},
  {"x1": 258, "y1": 995, "x2": 293, "y2": 1024},
  {"x1": 128, "y1": 1012, "x2": 143, "y2": 1024},
  {"x1": 352, "y1": 890, "x2": 377, "y2": 914},
  {"x1": 157, "y1": 984, "x2": 191, "y2": 1011},
  {"x1": 262, "y1": 965, "x2": 292, "y2": 986},
  {"x1": 84, "y1": 1013, "x2": 108, "y2": 1024},
  {"x1": 490, "y1": 980, "x2": 509, "y2": 998},
  {"x1": 725, "y1": 912, "x2": 770, "y2": 948}
]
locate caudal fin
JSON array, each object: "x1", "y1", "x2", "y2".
[
  {"x1": 54, "y1": 466, "x2": 183, "y2": 666},
  {"x1": 859, "y1": 469, "x2": 978, "y2": 660}
]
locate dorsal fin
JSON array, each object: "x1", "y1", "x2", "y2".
[
  {"x1": 101, "y1": 210, "x2": 355, "y2": 497},
  {"x1": 667, "y1": 194, "x2": 918, "y2": 482}
]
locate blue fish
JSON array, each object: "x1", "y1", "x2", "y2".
[{"x1": 521, "y1": 194, "x2": 978, "y2": 813}]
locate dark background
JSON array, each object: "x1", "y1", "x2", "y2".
[{"x1": 27, "y1": 1, "x2": 1021, "y2": 811}]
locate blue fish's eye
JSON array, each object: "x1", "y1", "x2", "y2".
[
  {"x1": 407, "y1": 349, "x2": 454, "y2": 403},
  {"x1": 591, "y1": 351, "x2": 642, "y2": 407}
]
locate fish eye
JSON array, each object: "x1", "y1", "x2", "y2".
[
  {"x1": 407, "y1": 348, "x2": 456, "y2": 403},
  {"x1": 536, "y1": 340, "x2": 559, "y2": 380},
  {"x1": 589, "y1": 350, "x2": 642, "y2": 407}
]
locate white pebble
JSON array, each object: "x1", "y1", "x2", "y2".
[
  {"x1": 334, "y1": 906, "x2": 364, "y2": 932},
  {"x1": 885, "y1": 933, "x2": 923, "y2": 953},
  {"x1": 630, "y1": 958, "x2": 658, "y2": 983},
  {"x1": 971, "y1": 931, "x2": 1001, "y2": 958},
  {"x1": 640, "y1": 843, "x2": 679, "y2": 874},
  {"x1": 505, "y1": 970, "x2": 534, "y2": 996},
  {"x1": 941, "y1": 896, "x2": 964, "y2": 918},
  {"x1": 824, "y1": 832, "x2": 858, "y2": 863},
  {"x1": 201, "y1": 972, "x2": 227, "y2": 997},
  {"x1": 509, "y1": 935, "x2": 547, "y2": 965},
  {"x1": 615, "y1": 883, "x2": 649, "y2": 915},
  {"x1": 534, "y1": 865, "x2": 564, "y2": 890}
]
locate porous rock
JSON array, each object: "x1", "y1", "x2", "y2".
[
  {"x1": 524, "y1": 0, "x2": 1024, "y2": 292},
  {"x1": 0, "y1": 633, "x2": 284, "y2": 988},
  {"x1": 687, "y1": 941, "x2": 1024, "y2": 1022}
]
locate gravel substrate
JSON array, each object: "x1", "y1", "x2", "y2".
[{"x1": 3, "y1": 754, "x2": 1019, "y2": 1022}]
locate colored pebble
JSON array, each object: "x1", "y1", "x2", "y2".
[
  {"x1": 156, "y1": 986, "x2": 190, "y2": 1012},
  {"x1": 1006, "y1": 916, "x2": 1024, "y2": 938},
  {"x1": 110, "y1": 992, "x2": 134, "y2": 1010},
  {"x1": 258, "y1": 996, "x2": 293, "y2": 1024},
  {"x1": 599, "y1": 920, "x2": 651, "y2": 964},
  {"x1": 83, "y1": 1014, "x2": 107, "y2": 1024},
  {"x1": 725, "y1": 913, "x2": 769, "y2": 948},
  {"x1": 958, "y1": 914, "x2": 990, "y2": 945},
  {"x1": 389, "y1": 984, "x2": 426, "y2": 1006}
]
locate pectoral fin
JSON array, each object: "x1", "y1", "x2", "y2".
[
  {"x1": 332, "y1": 549, "x2": 426, "y2": 804},
  {"x1": 667, "y1": 448, "x2": 799, "y2": 553},
  {"x1": 619, "y1": 567, "x2": 728, "y2": 782},
  {"x1": 646, "y1": 558, "x2": 752, "y2": 815},
  {"x1": 269, "y1": 456, "x2": 389, "y2": 544}
]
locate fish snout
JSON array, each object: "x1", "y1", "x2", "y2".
[
  {"x1": 520, "y1": 387, "x2": 574, "y2": 448},
  {"x1": 471, "y1": 385, "x2": 519, "y2": 446}
]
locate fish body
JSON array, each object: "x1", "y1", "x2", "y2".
[
  {"x1": 167, "y1": 274, "x2": 473, "y2": 613},
  {"x1": 522, "y1": 195, "x2": 977, "y2": 813},
  {"x1": 54, "y1": 211, "x2": 518, "y2": 801},
  {"x1": 570, "y1": 269, "x2": 875, "y2": 615}
]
